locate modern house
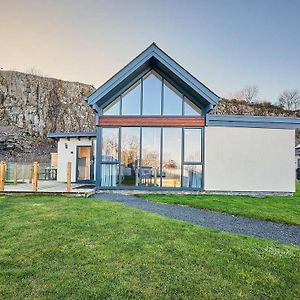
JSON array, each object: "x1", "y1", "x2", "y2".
[{"x1": 48, "y1": 43, "x2": 300, "y2": 193}]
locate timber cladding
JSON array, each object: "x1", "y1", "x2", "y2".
[{"x1": 98, "y1": 116, "x2": 205, "y2": 127}]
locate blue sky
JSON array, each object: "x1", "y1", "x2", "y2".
[{"x1": 0, "y1": 0, "x2": 299, "y2": 102}]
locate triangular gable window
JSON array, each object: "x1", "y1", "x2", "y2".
[
  {"x1": 184, "y1": 97, "x2": 201, "y2": 115},
  {"x1": 102, "y1": 71, "x2": 201, "y2": 116},
  {"x1": 103, "y1": 96, "x2": 120, "y2": 115}
]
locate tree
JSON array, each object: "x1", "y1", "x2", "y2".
[
  {"x1": 239, "y1": 85, "x2": 258, "y2": 103},
  {"x1": 26, "y1": 67, "x2": 45, "y2": 77},
  {"x1": 278, "y1": 89, "x2": 300, "y2": 111}
]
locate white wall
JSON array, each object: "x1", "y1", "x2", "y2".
[
  {"x1": 204, "y1": 127, "x2": 295, "y2": 192},
  {"x1": 57, "y1": 137, "x2": 93, "y2": 182}
]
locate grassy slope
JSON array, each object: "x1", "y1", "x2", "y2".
[
  {"x1": 142, "y1": 184, "x2": 300, "y2": 226},
  {"x1": 0, "y1": 195, "x2": 299, "y2": 299}
]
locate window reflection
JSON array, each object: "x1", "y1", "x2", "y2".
[
  {"x1": 184, "y1": 128, "x2": 201, "y2": 162},
  {"x1": 140, "y1": 127, "x2": 161, "y2": 186},
  {"x1": 101, "y1": 164, "x2": 119, "y2": 187},
  {"x1": 122, "y1": 80, "x2": 141, "y2": 115},
  {"x1": 100, "y1": 126, "x2": 203, "y2": 189},
  {"x1": 162, "y1": 128, "x2": 181, "y2": 187},
  {"x1": 101, "y1": 128, "x2": 119, "y2": 162},
  {"x1": 120, "y1": 127, "x2": 140, "y2": 186},
  {"x1": 163, "y1": 81, "x2": 182, "y2": 115},
  {"x1": 142, "y1": 71, "x2": 162, "y2": 115},
  {"x1": 182, "y1": 165, "x2": 202, "y2": 188}
]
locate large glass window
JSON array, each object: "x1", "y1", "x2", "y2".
[
  {"x1": 122, "y1": 80, "x2": 141, "y2": 115},
  {"x1": 142, "y1": 71, "x2": 162, "y2": 115},
  {"x1": 184, "y1": 128, "x2": 202, "y2": 162},
  {"x1": 162, "y1": 128, "x2": 181, "y2": 187},
  {"x1": 101, "y1": 128, "x2": 119, "y2": 162},
  {"x1": 140, "y1": 128, "x2": 161, "y2": 187},
  {"x1": 163, "y1": 81, "x2": 182, "y2": 115},
  {"x1": 99, "y1": 126, "x2": 203, "y2": 189},
  {"x1": 102, "y1": 71, "x2": 202, "y2": 116},
  {"x1": 120, "y1": 127, "x2": 140, "y2": 186}
]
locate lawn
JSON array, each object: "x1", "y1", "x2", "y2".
[
  {"x1": 142, "y1": 183, "x2": 300, "y2": 226},
  {"x1": 0, "y1": 195, "x2": 299, "y2": 299}
]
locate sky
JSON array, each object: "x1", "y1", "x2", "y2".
[{"x1": 0, "y1": 0, "x2": 299, "y2": 103}]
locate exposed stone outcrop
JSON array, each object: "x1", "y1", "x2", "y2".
[
  {"x1": 0, "y1": 70, "x2": 95, "y2": 160},
  {"x1": 212, "y1": 98, "x2": 299, "y2": 118}
]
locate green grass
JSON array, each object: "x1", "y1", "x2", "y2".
[
  {"x1": 142, "y1": 183, "x2": 300, "y2": 226},
  {"x1": 0, "y1": 195, "x2": 299, "y2": 299}
]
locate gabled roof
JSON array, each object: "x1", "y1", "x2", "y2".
[{"x1": 86, "y1": 43, "x2": 220, "y2": 112}]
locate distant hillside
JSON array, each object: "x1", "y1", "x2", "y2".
[{"x1": 0, "y1": 70, "x2": 298, "y2": 160}]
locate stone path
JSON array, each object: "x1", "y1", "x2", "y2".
[{"x1": 91, "y1": 193, "x2": 300, "y2": 246}]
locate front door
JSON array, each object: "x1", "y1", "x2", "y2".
[{"x1": 76, "y1": 146, "x2": 93, "y2": 182}]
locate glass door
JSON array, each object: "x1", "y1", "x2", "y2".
[{"x1": 76, "y1": 146, "x2": 92, "y2": 181}]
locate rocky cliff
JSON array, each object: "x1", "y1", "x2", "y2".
[
  {"x1": 212, "y1": 98, "x2": 299, "y2": 118},
  {"x1": 0, "y1": 70, "x2": 95, "y2": 160},
  {"x1": 0, "y1": 70, "x2": 298, "y2": 161}
]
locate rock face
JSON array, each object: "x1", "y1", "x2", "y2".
[
  {"x1": 212, "y1": 98, "x2": 299, "y2": 118},
  {"x1": 0, "y1": 70, "x2": 299, "y2": 161},
  {"x1": 0, "y1": 70, "x2": 95, "y2": 136},
  {"x1": 0, "y1": 70, "x2": 95, "y2": 160}
]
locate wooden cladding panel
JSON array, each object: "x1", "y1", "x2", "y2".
[{"x1": 98, "y1": 116, "x2": 205, "y2": 127}]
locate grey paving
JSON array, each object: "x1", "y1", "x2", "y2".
[
  {"x1": 2, "y1": 181, "x2": 94, "y2": 195},
  {"x1": 91, "y1": 192, "x2": 300, "y2": 246}
]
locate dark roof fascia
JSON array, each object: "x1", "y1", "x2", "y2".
[
  {"x1": 87, "y1": 43, "x2": 219, "y2": 109},
  {"x1": 206, "y1": 114, "x2": 300, "y2": 129},
  {"x1": 47, "y1": 132, "x2": 96, "y2": 139}
]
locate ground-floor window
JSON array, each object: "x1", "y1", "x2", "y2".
[{"x1": 99, "y1": 127, "x2": 203, "y2": 189}]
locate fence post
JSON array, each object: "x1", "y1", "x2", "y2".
[
  {"x1": 0, "y1": 161, "x2": 5, "y2": 192},
  {"x1": 33, "y1": 161, "x2": 38, "y2": 192},
  {"x1": 22, "y1": 164, "x2": 25, "y2": 183},
  {"x1": 13, "y1": 162, "x2": 18, "y2": 185},
  {"x1": 29, "y1": 165, "x2": 33, "y2": 183},
  {"x1": 67, "y1": 162, "x2": 71, "y2": 192}
]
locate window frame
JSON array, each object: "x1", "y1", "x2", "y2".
[{"x1": 98, "y1": 125, "x2": 204, "y2": 190}]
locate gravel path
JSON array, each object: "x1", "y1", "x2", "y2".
[{"x1": 91, "y1": 193, "x2": 300, "y2": 246}]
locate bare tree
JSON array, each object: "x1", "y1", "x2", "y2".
[
  {"x1": 278, "y1": 89, "x2": 300, "y2": 110},
  {"x1": 25, "y1": 67, "x2": 45, "y2": 77},
  {"x1": 239, "y1": 86, "x2": 258, "y2": 103}
]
